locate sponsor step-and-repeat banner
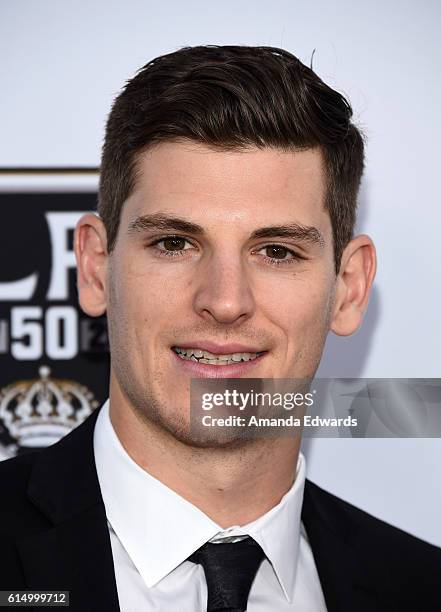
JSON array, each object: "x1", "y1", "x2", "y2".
[{"x1": 0, "y1": 187, "x2": 109, "y2": 460}]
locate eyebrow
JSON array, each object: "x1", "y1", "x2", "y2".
[
  {"x1": 249, "y1": 224, "x2": 324, "y2": 247},
  {"x1": 127, "y1": 213, "x2": 204, "y2": 236},
  {"x1": 127, "y1": 213, "x2": 324, "y2": 248}
]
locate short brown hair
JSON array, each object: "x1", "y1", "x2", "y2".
[{"x1": 98, "y1": 45, "x2": 364, "y2": 273}]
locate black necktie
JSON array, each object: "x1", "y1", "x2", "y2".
[{"x1": 187, "y1": 537, "x2": 265, "y2": 612}]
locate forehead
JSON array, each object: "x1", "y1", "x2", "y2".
[{"x1": 123, "y1": 141, "x2": 329, "y2": 232}]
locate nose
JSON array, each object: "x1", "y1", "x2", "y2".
[{"x1": 193, "y1": 252, "x2": 256, "y2": 326}]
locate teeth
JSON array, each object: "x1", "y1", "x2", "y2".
[{"x1": 173, "y1": 347, "x2": 262, "y2": 364}]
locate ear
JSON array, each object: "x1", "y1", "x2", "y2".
[
  {"x1": 74, "y1": 213, "x2": 108, "y2": 317},
  {"x1": 330, "y1": 234, "x2": 377, "y2": 336}
]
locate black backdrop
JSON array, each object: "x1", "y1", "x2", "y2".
[{"x1": 0, "y1": 191, "x2": 109, "y2": 458}]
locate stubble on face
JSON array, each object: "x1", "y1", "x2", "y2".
[
  {"x1": 105, "y1": 143, "x2": 337, "y2": 450},
  {"x1": 107, "y1": 272, "x2": 276, "y2": 449},
  {"x1": 106, "y1": 264, "x2": 189, "y2": 444}
]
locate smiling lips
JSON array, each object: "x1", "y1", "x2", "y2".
[{"x1": 172, "y1": 346, "x2": 264, "y2": 365}]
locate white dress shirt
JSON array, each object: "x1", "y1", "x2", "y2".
[{"x1": 93, "y1": 400, "x2": 327, "y2": 611}]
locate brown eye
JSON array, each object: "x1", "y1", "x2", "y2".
[
  {"x1": 265, "y1": 245, "x2": 290, "y2": 259},
  {"x1": 163, "y1": 237, "x2": 187, "y2": 251}
]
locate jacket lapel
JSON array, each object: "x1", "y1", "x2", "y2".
[
  {"x1": 302, "y1": 479, "x2": 381, "y2": 611},
  {"x1": 17, "y1": 407, "x2": 120, "y2": 612}
]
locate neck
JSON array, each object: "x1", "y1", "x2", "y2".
[{"x1": 109, "y1": 386, "x2": 301, "y2": 528}]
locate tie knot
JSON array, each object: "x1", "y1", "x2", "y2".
[{"x1": 188, "y1": 537, "x2": 265, "y2": 611}]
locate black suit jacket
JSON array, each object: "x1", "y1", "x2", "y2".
[{"x1": 0, "y1": 406, "x2": 440, "y2": 612}]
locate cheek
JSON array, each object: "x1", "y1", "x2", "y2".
[
  {"x1": 258, "y1": 271, "x2": 335, "y2": 373},
  {"x1": 110, "y1": 257, "x2": 184, "y2": 346},
  {"x1": 260, "y1": 272, "x2": 334, "y2": 331}
]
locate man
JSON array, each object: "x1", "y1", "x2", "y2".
[{"x1": 0, "y1": 45, "x2": 439, "y2": 611}]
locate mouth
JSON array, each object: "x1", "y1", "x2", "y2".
[
  {"x1": 170, "y1": 344, "x2": 267, "y2": 377},
  {"x1": 172, "y1": 346, "x2": 265, "y2": 365}
]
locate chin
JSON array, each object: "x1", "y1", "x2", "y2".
[{"x1": 158, "y1": 415, "x2": 252, "y2": 450}]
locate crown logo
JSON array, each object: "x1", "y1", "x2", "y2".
[{"x1": 0, "y1": 366, "x2": 99, "y2": 452}]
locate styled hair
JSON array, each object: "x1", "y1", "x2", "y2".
[{"x1": 98, "y1": 45, "x2": 364, "y2": 273}]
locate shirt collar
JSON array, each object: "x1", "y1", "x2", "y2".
[
  {"x1": 236, "y1": 454, "x2": 305, "y2": 602},
  {"x1": 94, "y1": 400, "x2": 305, "y2": 602}
]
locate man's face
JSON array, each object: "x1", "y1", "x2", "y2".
[{"x1": 106, "y1": 141, "x2": 337, "y2": 444}]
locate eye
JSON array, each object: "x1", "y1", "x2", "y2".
[
  {"x1": 148, "y1": 235, "x2": 196, "y2": 259},
  {"x1": 262, "y1": 245, "x2": 293, "y2": 260},
  {"x1": 155, "y1": 236, "x2": 192, "y2": 251},
  {"x1": 254, "y1": 244, "x2": 304, "y2": 266}
]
